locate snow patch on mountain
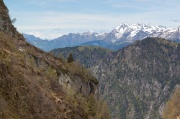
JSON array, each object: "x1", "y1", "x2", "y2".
[{"x1": 106, "y1": 23, "x2": 180, "y2": 43}]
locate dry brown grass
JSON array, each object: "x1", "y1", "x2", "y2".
[
  {"x1": 163, "y1": 88, "x2": 180, "y2": 119},
  {"x1": 0, "y1": 27, "x2": 107, "y2": 119}
]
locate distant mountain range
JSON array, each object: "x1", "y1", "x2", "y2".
[
  {"x1": 104, "y1": 23, "x2": 180, "y2": 43},
  {"x1": 23, "y1": 32, "x2": 106, "y2": 51},
  {"x1": 24, "y1": 23, "x2": 180, "y2": 51}
]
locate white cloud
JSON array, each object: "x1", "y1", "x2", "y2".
[{"x1": 8, "y1": 0, "x2": 180, "y2": 39}]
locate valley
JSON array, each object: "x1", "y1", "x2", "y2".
[{"x1": 0, "y1": 0, "x2": 180, "y2": 119}]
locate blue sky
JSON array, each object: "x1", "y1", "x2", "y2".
[{"x1": 4, "y1": 0, "x2": 180, "y2": 39}]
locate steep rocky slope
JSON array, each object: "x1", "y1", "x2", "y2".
[
  {"x1": 0, "y1": 1, "x2": 110, "y2": 119},
  {"x1": 52, "y1": 37, "x2": 180, "y2": 119},
  {"x1": 92, "y1": 37, "x2": 180, "y2": 119},
  {"x1": 0, "y1": 0, "x2": 22, "y2": 39},
  {"x1": 53, "y1": 38, "x2": 180, "y2": 119}
]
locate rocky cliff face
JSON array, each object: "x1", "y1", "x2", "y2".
[
  {"x1": 92, "y1": 37, "x2": 180, "y2": 119},
  {"x1": 0, "y1": 1, "x2": 109, "y2": 119}
]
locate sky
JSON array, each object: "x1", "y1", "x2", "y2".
[{"x1": 4, "y1": 0, "x2": 180, "y2": 39}]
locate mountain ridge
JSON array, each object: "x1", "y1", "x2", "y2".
[
  {"x1": 50, "y1": 46, "x2": 112, "y2": 68},
  {"x1": 24, "y1": 23, "x2": 180, "y2": 51},
  {"x1": 24, "y1": 32, "x2": 106, "y2": 51},
  {"x1": 51, "y1": 37, "x2": 180, "y2": 119},
  {"x1": 105, "y1": 23, "x2": 180, "y2": 43},
  {"x1": 93, "y1": 37, "x2": 180, "y2": 119}
]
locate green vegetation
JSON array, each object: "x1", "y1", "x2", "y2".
[
  {"x1": 67, "y1": 53, "x2": 74, "y2": 63},
  {"x1": 65, "y1": 88, "x2": 110, "y2": 119},
  {"x1": 90, "y1": 37, "x2": 180, "y2": 119},
  {"x1": 65, "y1": 62, "x2": 98, "y2": 85},
  {"x1": 50, "y1": 46, "x2": 112, "y2": 68}
]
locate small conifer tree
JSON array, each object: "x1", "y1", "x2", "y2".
[{"x1": 67, "y1": 53, "x2": 74, "y2": 63}]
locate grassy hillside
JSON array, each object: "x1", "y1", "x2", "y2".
[
  {"x1": 0, "y1": 31, "x2": 110, "y2": 119},
  {"x1": 0, "y1": 0, "x2": 110, "y2": 118},
  {"x1": 163, "y1": 87, "x2": 180, "y2": 119}
]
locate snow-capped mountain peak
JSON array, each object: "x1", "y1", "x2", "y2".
[
  {"x1": 115, "y1": 23, "x2": 129, "y2": 30},
  {"x1": 103, "y1": 23, "x2": 180, "y2": 43}
]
